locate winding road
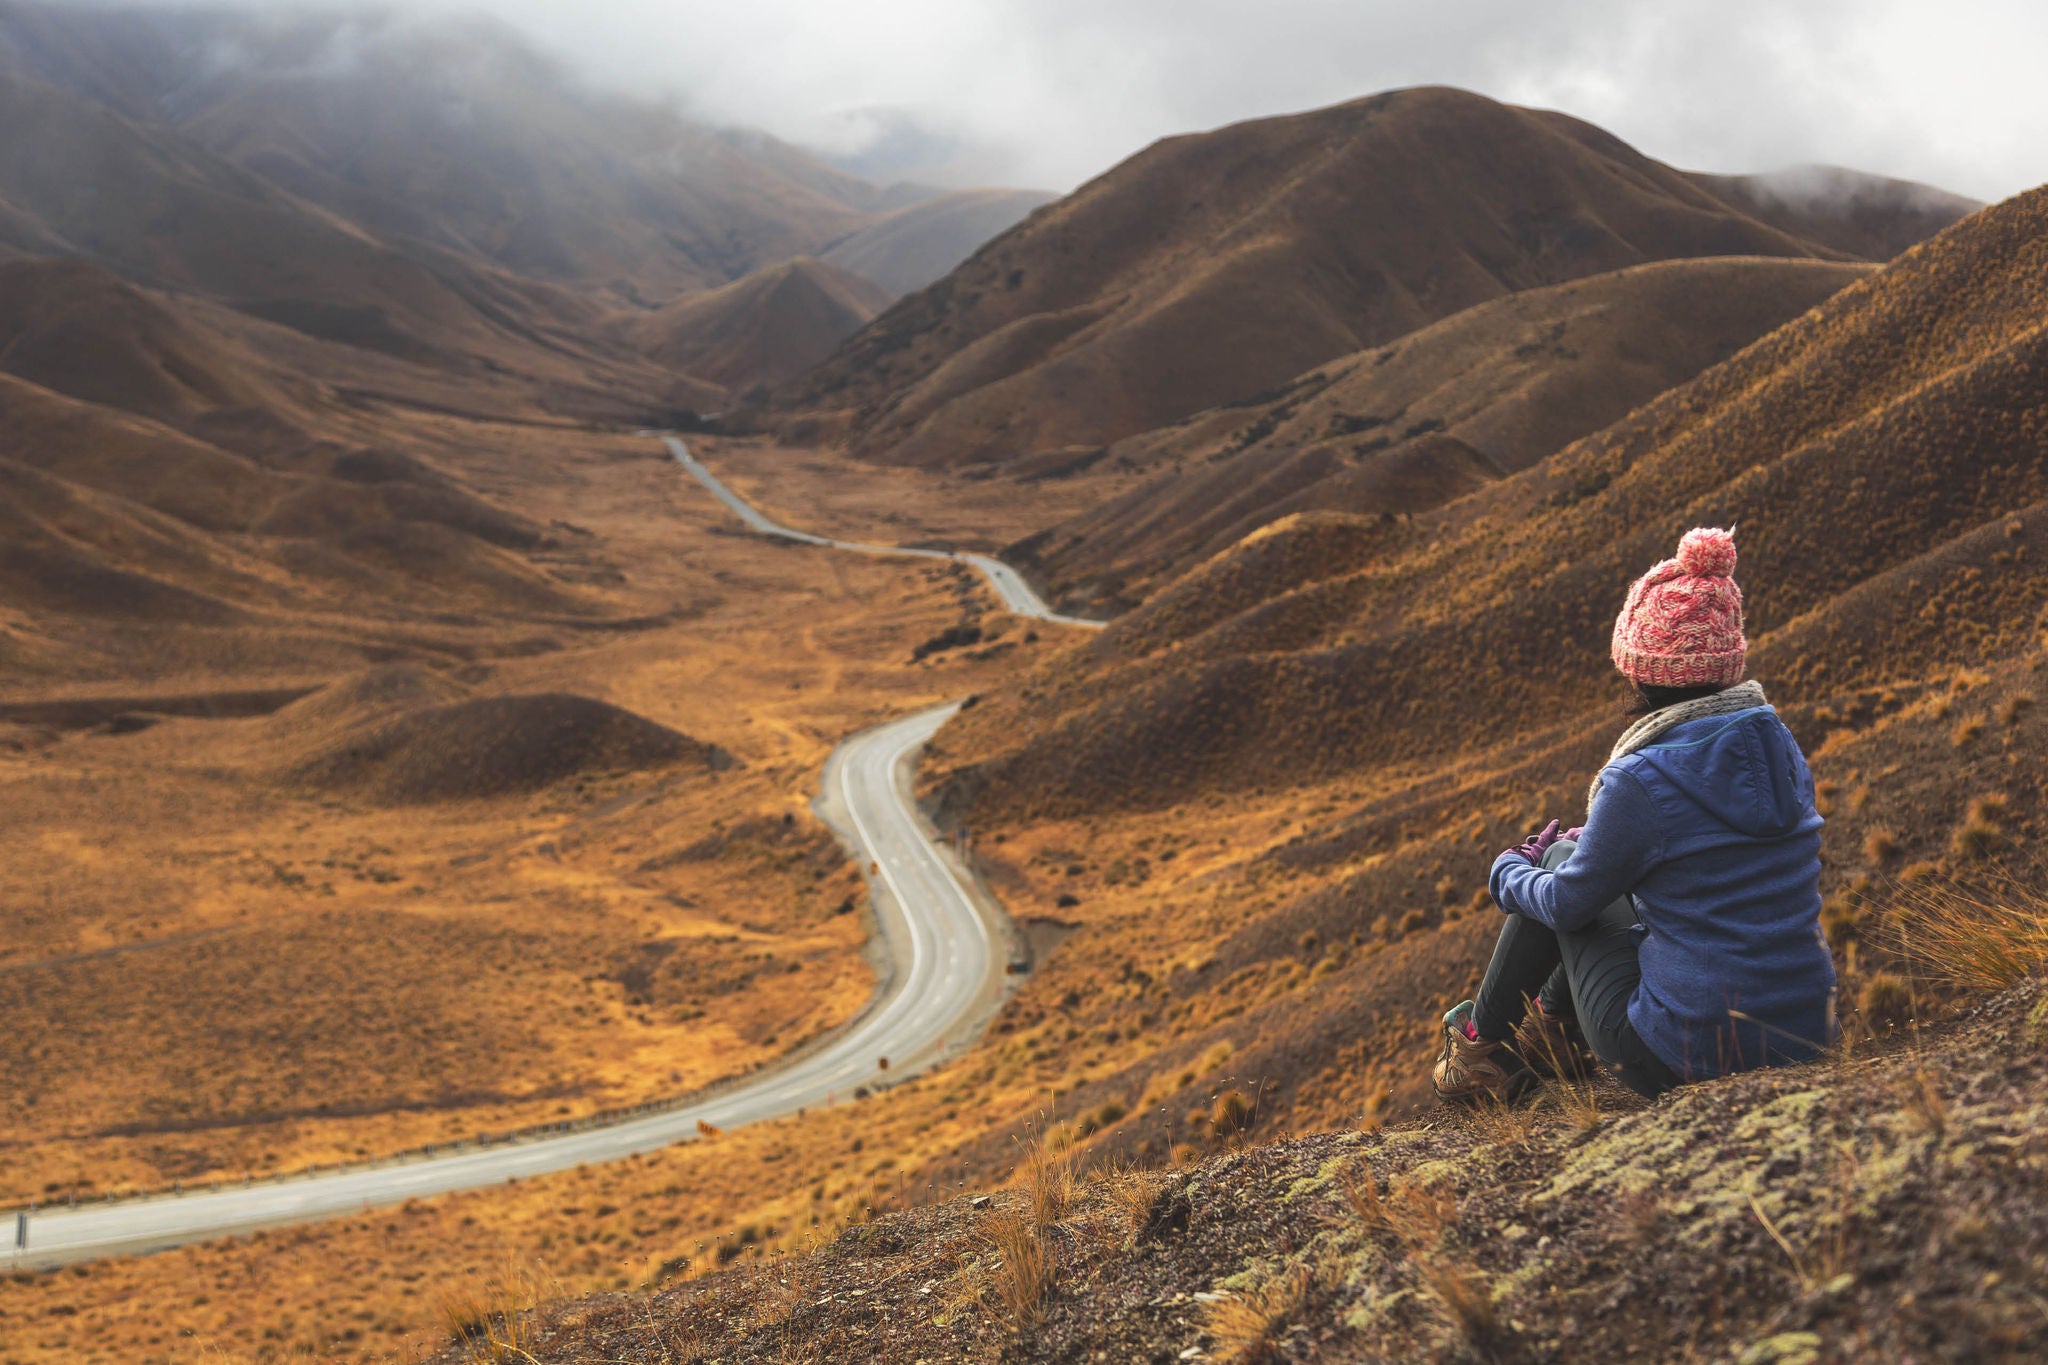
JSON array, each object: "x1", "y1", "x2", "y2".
[
  {"x1": 1, "y1": 438, "x2": 1100, "y2": 1271},
  {"x1": 663, "y1": 436, "x2": 1105, "y2": 629}
]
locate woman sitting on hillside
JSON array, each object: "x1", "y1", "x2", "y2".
[{"x1": 1433, "y1": 527, "x2": 1836, "y2": 1103}]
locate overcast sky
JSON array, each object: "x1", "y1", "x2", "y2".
[
  {"x1": 164, "y1": 1, "x2": 2048, "y2": 200},
  {"x1": 458, "y1": 0, "x2": 2044, "y2": 200}
]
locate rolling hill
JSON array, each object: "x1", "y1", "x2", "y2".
[
  {"x1": 625, "y1": 258, "x2": 895, "y2": 403},
  {"x1": 1009, "y1": 255, "x2": 1873, "y2": 609},
  {"x1": 928, "y1": 184, "x2": 2048, "y2": 822},
  {"x1": 821, "y1": 188, "x2": 1059, "y2": 298},
  {"x1": 781, "y1": 87, "x2": 1970, "y2": 471},
  {"x1": 1690, "y1": 164, "x2": 1984, "y2": 263}
]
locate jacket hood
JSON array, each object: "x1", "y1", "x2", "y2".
[{"x1": 1623, "y1": 707, "x2": 1813, "y2": 838}]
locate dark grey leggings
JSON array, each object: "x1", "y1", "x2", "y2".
[{"x1": 1471, "y1": 840, "x2": 1682, "y2": 1098}]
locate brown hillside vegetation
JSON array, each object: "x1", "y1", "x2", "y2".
[
  {"x1": 782, "y1": 87, "x2": 1963, "y2": 470},
  {"x1": 460, "y1": 974, "x2": 2048, "y2": 1364},
  {"x1": 821, "y1": 187, "x2": 1059, "y2": 298},
  {"x1": 1015, "y1": 255, "x2": 1870, "y2": 608},
  {"x1": 288, "y1": 692, "x2": 730, "y2": 804},
  {"x1": 929, "y1": 184, "x2": 2048, "y2": 821},
  {"x1": 0, "y1": 257, "x2": 286, "y2": 424},
  {"x1": 625, "y1": 258, "x2": 894, "y2": 404}
]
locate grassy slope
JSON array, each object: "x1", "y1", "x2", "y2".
[
  {"x1": 449, "y1": 973, "x2": 2048, "y2": 1363},
  {"x1": 929, "y1": 185, "x2": 2048, "y2": 821},
  {"x1": 1014, "y1": 256, "x2": 1871, "y2": 610}
]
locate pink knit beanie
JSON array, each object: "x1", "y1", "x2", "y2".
[{"x1": 1611, "y1": 527, "x2": 1746, "y2": 687}]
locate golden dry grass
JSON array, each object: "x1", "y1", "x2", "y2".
[{"x1": 1201, "y1": 1265, "x2": 1309, "y2": 1365}]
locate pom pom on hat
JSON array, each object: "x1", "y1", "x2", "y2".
[
  {"x1": 1676, "y1": 526, "x2": 1737, "y2": 578},
  {"x1": 1611, "y1": 527, "x2": 1747, "y2": 687}
]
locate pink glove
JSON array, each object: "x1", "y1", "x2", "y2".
[{"x1": 1504, "y1": 819, "x2": 1562, "y2": 865}]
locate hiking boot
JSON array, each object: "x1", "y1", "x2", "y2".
[
  {"x1": 1431, "y1": 1001, "x2": 1537, "y2": 1105},
  {"x1": 1513, "y1": 1000, "x2": 1595, "y2": 1081}
]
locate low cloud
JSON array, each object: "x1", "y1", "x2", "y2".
[{"x1": 43, "y1": 0, "x2": 2048, "y2": 198}]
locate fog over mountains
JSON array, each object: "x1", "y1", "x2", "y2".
[{"x1": 64, "y1": 0, "x2": 2039, "y2": 200}]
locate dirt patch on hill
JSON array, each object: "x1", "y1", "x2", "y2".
[{"x1": 289, "y1": 693, "x2": 733, "y2": 804}]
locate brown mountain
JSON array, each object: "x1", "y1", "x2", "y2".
[
  {"x1": 0, "y1": 257, "x2": 289, "y2": 426},
  {"x1": 930, "y1": 184, "x2": 2048, "y2": 823},
  {"x1": 625, "y1": 258, "x2": 894, "y2": 403},
  {"x1": 1689, "y1": 165, "x2": 1984, "y2": 263},
  {"x1": 1010, "y1": 256, "x2": 1872, "y2": 610},
  {"x1": 0, "y1": 5, "x2": 892, "y2": 306},
  {"x1": 783, "y1": 87, "x2": 1968, "y2": 470},
  {"x1": 0, "y1": 57, "x2": 565, "y2": 367},
  {"x1": 821, "y1": 188, "x2": 1059, "y2": 298}
]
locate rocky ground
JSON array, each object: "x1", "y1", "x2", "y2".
[{"x1": 451, "y1": 971, "x2": 2048, "y2": 1364}]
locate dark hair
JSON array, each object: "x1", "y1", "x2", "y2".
[{"x1": 1624, "y1": 679, "x2": 1728, "y2": 717}]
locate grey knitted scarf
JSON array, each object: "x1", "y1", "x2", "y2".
[{"x1": 1587, "y1": 680, "x2": 1769, "y2": 808}]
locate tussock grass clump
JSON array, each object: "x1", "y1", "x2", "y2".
[
  {"x1": 1210, "y1": 1087, "x2": 1258, "y2": 1140},
  {"x1": 985, "y1": 1205, "x2": 1055, "y2": 1327},
  {"x1": 1890, "y1": 877, "x2": 2048, "y2": 994},
  {"x1": 1201, "y1": 1265, "x2": 1309, "y2": 1364},
  {"x1": 1099, "y1": 1163, "x2": 1168, "y2": 1240},
  {"x1": 435, "y1": 1263, "x2": 541, "y2": 1364}
]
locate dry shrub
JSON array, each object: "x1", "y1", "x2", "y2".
[
  {"x1": 1863, "y1": 828, "x2": 1899, "y2": 866},
  {"x1": 1075, "y1": 1099, "x2": 1127, "y2": 1137},
  {"x1": 1341, "y1": 1164, "x2": 1507, "y2": 1354},
  {"x1": 984, "y1": 1206, "x2": 1054, "y2": 1328},
  {"x1": 1951, "y1": 795, "x2": 2009, "y2": 860},
  {"x1": 1098, "y1": 1163, "x2": 1167, "y2": 1240},
  {"x1": 1951, "y1": 714, "x2": 1987, "y2": 748},
  {"x1": 1998, "y1": 691, "x2": 2034, "y2": 726},
  {"x1": 1340, "y1": 1162, "x2": 1452, "y2": 1254},
  {"x1": 1201, "y1": 1265, "x2": 1309, "y2": 1365},
  {"x1": 1461, "y1": 1095, "x2": 1539, "y2": 1149},
  {"x1": 1210, "y1": 1087, "x2": 1258, "y2": 1141},
  {"x1": 435, "y1": 1263, "x2": 540, "y2": 1364},
  {"x1": 1550, "y1": 1076, "x2": 1604, "y2": 1136},
  {"x1": 1889, "y1": 877, "x2": 2048, "y2": 994},
  {"x1": 1416, "y1": 1257, "x2": 1508, "y2": 1355},
  {"x1": 1015, "y1": 1123, "x2": 1077, "y2": 1230},
  {"x1": 1857, "y1": 973, "x2": 1916, "y2": 1032}
]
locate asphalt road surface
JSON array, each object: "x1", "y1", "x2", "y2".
[
  {"x1": 4, "y1": 442, "x2": 1102, "y2": 1268},
  {"x1": 663, "y1": 435, "x2": 1105, "y2": 629}
]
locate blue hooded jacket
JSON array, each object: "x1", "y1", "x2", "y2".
[{"x1": 1490, "y1": 705, "x2": 1835, "y2": 1080}]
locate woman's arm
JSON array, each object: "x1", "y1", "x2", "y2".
[{"x1": 1490, "y1": 766, "x2": 1662, "y2": 932}]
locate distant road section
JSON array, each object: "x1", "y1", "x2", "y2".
[
  {"x1": 662, "y1": 435, "x2": 1105, "y2": 629},
  {"x1": 3, "y1": 705, "x2": 1002, "y2": 1268}
]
